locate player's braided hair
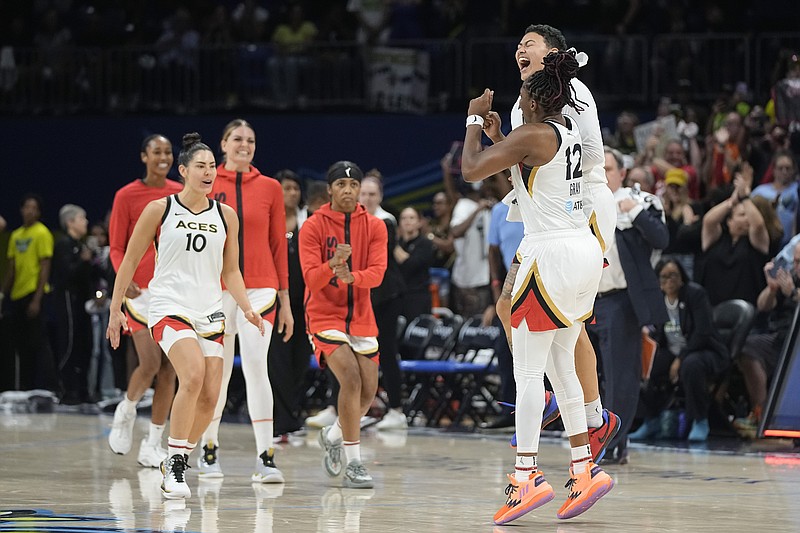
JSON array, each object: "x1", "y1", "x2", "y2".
[
  {"x1": 178, "y1": 132, "x2": 211, "y2": 167},
  {"x1": 522, "y1": 49, "x2": 584, "y2": 115}
]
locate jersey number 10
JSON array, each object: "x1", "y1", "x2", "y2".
[{"x1": 185, "y1": 233, "x2": 207, "y2": 252}]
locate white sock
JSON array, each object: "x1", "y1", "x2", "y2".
[
  {"x1": 585, "y1": 397, "x2": 603, "y2": 429},
  {"x1": 121, "y1": 395, "x2": 137, "y2": 412},
  {"x1": 186, "y1": 442, "x2": 196, "y2": 458},
  {"x1": 343, "y1": 441, "x2": 361, "y2": 464},
  {"x1": 570, "y1": 444, "x2": 592, "y2": 474},
  {"x1": 167, "y1": 437, "x2": 189, "y2": 459},
  {"x1": 327, "y1": 419, "x2": 343, "y2": 443},
  {"x1": 147, "y1": 423, "x2": 165, "y2": 446},
  {"x1": 515, "y1": 455, "x2": 537, "y2": 483}
]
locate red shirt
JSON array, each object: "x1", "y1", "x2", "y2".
[
  {"x1": 109, "y1": 178, "x2": 183, "y2": 288},
  {"x1": 210, "y1": 165, "x2": 288, "y2": 290},
  {"x1": 299, "y1": 203, "x2": 387, "y2": 336}
]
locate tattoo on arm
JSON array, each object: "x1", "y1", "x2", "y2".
[{"x1": 501, "y1": 262, "x2": 520, "y2": 299}]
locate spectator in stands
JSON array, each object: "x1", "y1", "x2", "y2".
[
  {"x1": 449, "y1": 176, "x2": 493, "y2": 317},
  {"x1": 630, "y1": 259, "x2": 728, "y2": 442},
  {"x1": 771, "y1": 52, "x2": 800, "y2": 130},
  {"x1": 395, "y1": 207, "x2": 434, "y2": 321},
  {"x1": 705, "y1": 112, "x2": 745, "y2": 194},
  {"x1": 231, "y1": 0, "x2": 270, "y2": 43},
  {"x1": 85, "y1": 221, "x2": 115, "y2": 402},
  {"x1": 360, "y1": 174, "x2": 407, "y2": 430},
  {"x1": 644, "y1": 138, "x2": 701, "y2": 200},
  {"x1": 734, "y1": 241, "x2": 800, "y2": 437},
  {"x1": 1, "y1": 194, "x2": 57, "y2": 391},
  {"x1": 751, "y1": 123, "x2": 792, "y2": 185},
  {"x1": 348, "y1": 0, "x2": 391, "y2": 45},
  {"x1": 751, "y1": 196, "x2": 785, "y2": 258},
  {"x1": 609, "y1": 111, "x2": 639, "y2": 155},
  {"x1": 427, "y1": 191, "x2": 455, "y2": 269},
  {"x1": 698, "y1": 165, "x2": 770, "y2": 306},
  {"x1": 52, "y1": 204, "x2": 93, "y2": 405},
  {"x1": 662, "y1": 168, "x2": 702, "y2": 276},
  {"x1": 269, "y1": 3, "x2": 318, "y2": 109},
  {"x1": 751, "y1": 152, "x2": 798, "y2": 248}
]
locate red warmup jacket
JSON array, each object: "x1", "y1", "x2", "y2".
[
  {"x1": 299, "y1": 203, "x2": 387, "y2": 337},
  {"x1": 109, "y1": 178, "x2": 183, "y2": 287},
  {"x1": 211, "y1": 165, "x2": 288, "y2": 290}
]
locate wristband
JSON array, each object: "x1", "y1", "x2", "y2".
[{"x1": 466, "y1": 114, "x2": 485, "y2": 128}]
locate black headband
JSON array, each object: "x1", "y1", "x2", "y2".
[{"x1": 327, "y1": 161, "x2": 364, "y2": 185}]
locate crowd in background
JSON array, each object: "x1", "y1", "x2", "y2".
[{"x1": 1, "y1": 2, "x2": 800, "y2": 450}]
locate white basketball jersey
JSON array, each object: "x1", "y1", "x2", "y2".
[
  {"x1": 511, "y1": 78, "x2": 606, "y2": 185},
  {"x1": 509, "y1": 118, "x2": 586, "y2": 234},
  {"x1": 149, "y1": 195, "x2": 228, "y2": 320}
]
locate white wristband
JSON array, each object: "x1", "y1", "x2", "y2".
[{"x1": 466, "y1": 114, "x2": 485, "y2": 128}]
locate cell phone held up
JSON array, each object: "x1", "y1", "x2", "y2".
[{"x1": 770, "y1": 255, "x2": 791, "y2": 278}]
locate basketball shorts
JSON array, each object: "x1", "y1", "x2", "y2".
[
  {"x1": 123, "y1": 289, "x2": 151, "y2": 334},
  {"x1": 221, "y1": 288, "x2": 277, "y2": 336},
  {"x1": 149, "y1": 311, "x2": 225, "y2": 358},
  {"x1": 510, "y1": 227, "x2": 603, "y2": 332},
  {"x1": 310, "y1": 330, "x2": 379, "y2": 369}
]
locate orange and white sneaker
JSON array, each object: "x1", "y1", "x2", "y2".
[
  {"x1": 557, "y1": 463, "x2": 614, "y2": 519},
  {"x1": 493, "y1": 472, "x2": 555, "y2": 525}
]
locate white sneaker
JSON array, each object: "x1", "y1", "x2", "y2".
[
  {"x1": 305, "y1": 406, "x2": 337, "y2": 428},
  {"x1": 343, "y1": 459, "x2": 374, "y2": 489},
  {"x1": 161, "y1": 454, "x2": 191, "y2": 500},
  {"x1": 376, "y1": 409, "x2": 408, "y2": 430},
  {"x1": 197, "y1": 442, "x2": 223, "y2": 478},
  {"x1": 318, "y1": 425, "x2": 344, "y2": 477},
  {"x1": 252, "y1": 449, "x2": 285, "y2": 483},
  {"x1": 138, "y1": 438, "x2": 167, "y2": 468},
  {"x1": 109, "y1": 401, "x2": 137, "y2": 455}
]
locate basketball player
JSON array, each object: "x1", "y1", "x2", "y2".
[
  {"x1": 107, "y1": 134, "x2": 181, "y2": 467},
  {"x1": 484, "y1": 24, "x2": 620, "y2": 460},
  {"x1": 107, "y1": 133, "x2": 264, "y2": 500},
  {"x1": 461, "y1": 51, "x2": 614, "y2": 524},
  {"x1": 196, "y1": 119, "x2": 293, "y2": 484},
  {"x1": 300, "y1": 161, "x2": 388, "y2": 489}
]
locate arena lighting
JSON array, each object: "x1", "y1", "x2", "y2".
[{"x1": 760, "y1": 306, "x2": 800, "y2": 438}]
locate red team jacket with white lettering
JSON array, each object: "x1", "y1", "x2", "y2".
[{"x1": 299, "y1": 203, "x2": 387, "y2": 337}]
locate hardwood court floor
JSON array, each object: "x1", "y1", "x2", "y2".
[{"x1": 1, "y1": 411, "x2": 798, "y2": 533}]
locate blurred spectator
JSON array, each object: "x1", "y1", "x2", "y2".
[
  {"x1": 661, "y1": 168, "x2": 702, "y2": 276},
  {"x1": 155, "y1": 7, "x2": 200, "y2": 110},
  {"x1": 427, "y1": 191, "x2": 455, "y2": 269},
  {"x1": 360, "y1": 174, "x2": 407, "y2": 430},
  {"x1": 348, "y1": 0, "x2": 390, "y2": 45},
  {"x1": 698, "y1": 168, "x2": 770, "y2": 306},
  {"x1": 771, "y1": 52, "x2": 800, "y2": 130},
  {"x1": 269, "y1": 3, "x2": 318, "y2": 109},
  {"x1": 52, "y1": 204, "x2": 93, "y2": 405},
  {"x1": 750, "y1": 196, "x2": 785, "y2": 258},
  {"x1": 752, "y1": 123, "x2": 792, "y2": 185},
  {"x1": 306, "y1": 179, "x2": 330, "y2": 213},
  {"x1": 631, "y1": 259, "x2": 729, "y2": 442},
  {"x1": 734, "y1": 242, "x2": 800, "y2": 437},
  {"x1": 751, "y1": 152, "x2": 798, "y2": 248},
  {"x1": 395, "y1": 207, "x2": 433, "y2": 321},
  {"x1": 1, "y1": 194, "x2": 57, "y2": 391},
  {"x1": 449, "y1": 176, "x2": 492, "y2": 317},
  {"x1": 231, "y1": 0, "x2": 270, "y2": 42},
  {"x1": 269, "y1": 170, "x2": 312, "y2": 441},
  {"x1": 203, "y1": 5, "x2": 234, "y2": 46},
  {"x1": 705, "y1": 112, "x2": 745, "y2": 194},
  {"x1": 642, "y1": 138, "x2": 701, "y2": 200},
  {"x1": 609, "y1": 111, "x2": 639, "y2": 155},
  {"x1": 85, "y1": 221, "x2": 115, "y2": 402},
  {"x1": 33, "y1": 8, "x2": 73, "y2": 112}
]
